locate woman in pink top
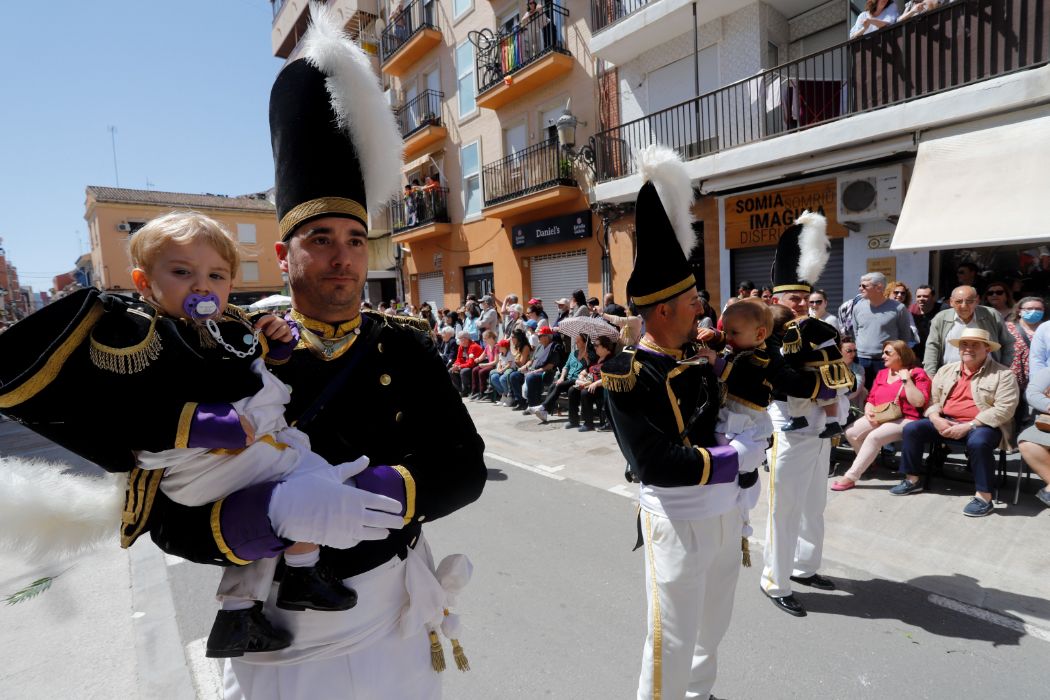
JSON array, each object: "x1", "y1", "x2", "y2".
[{"x1": 833, "y1": 340, "x2": 932, "y2": 490}]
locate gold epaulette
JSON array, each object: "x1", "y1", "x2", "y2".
[
  {"x1": 364, "y1": 310, "x2": 432, "y2": 335},
  {"x1": 818, "y1": 360, "x2": 855, "y2": 390},
  {"x1": 781, "y1": 321, "x2": 803, "y2": 354},
  {"x1": 601, "y1": 349, "x2": 640, "y2": 393},
  {"x1": 89, "y1": 308, "x2": 162, "y2": 374},
  {"x1": 120, "y1": 467, "x2": 164, "y2": 549}
]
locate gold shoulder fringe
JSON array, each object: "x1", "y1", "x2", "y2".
[
  {"x1": 602, "y1": 354, "x2": 641, "y2": 393},
  {"x1": 120, "y1": 467, "x2": 163, "y2": 549},
  {"x1": 781, "y1": 321, "x2": 803, "y2": 354},
  {"x1": 225, "y1": 304, "x2": 253, "y2": 323},
  {"x1": 90, "y1": 312, "x2": 162, "y2": 374}
]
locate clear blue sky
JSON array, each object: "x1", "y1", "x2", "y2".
[{"x1": 0, "y1": 1, "x2": 282, "y2": 291}]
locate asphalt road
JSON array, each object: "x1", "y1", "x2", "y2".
[{"x1": 164, "y1": 449, "x2": 1049, "y2": 699}]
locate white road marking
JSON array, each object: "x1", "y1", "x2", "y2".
[
  {"x1": 164, "y1": 553, "x2": 186, "y2": 568},
  {"x1": 928, "y1": 593, "x2": 1050, "y2": 643},
  {"x1": 607, "y1": 483, "x2": 635, "y2": 499},
  {"x1": 485, "y1": 452, "x2": 565, "y2": 480},
  {"x1": 186, "y1": 636, "x2": 225, "y2": 699}
]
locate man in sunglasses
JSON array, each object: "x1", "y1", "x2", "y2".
[
  {"x1": 923, "y1": 285, "x2": 1013, "y2": 376},
  {"x1": 850, "y1": 272, "x2": 915, "y2": 391}
]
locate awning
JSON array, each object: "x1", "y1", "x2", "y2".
[{"x1": 891, "y1": 114, "x2": 1050, "y2": 251}]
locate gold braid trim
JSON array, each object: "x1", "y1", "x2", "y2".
[
  {"x1": 90, "y1": 312, "x2": 163, "y2": 374},
  {"x1": 696, "y1": 447, "x2": 712, "y2": 485},
  {"x1": 364, "y1": 310, "x2": 432, "y2": 335},
  {"x1": 631, "y1": 274, "x2": 696, "y2": 307},
  {"x1": 211, "y1": 499, "x2": 252, "y2": 565},
  {"x1": 390, "y1": 464, "x2": 416, "y2": 524},
  {"x1": 120, "y1": 467, "x2": 164, "y2": 549},
  {"x1": 0, "y1": 301, "x2": 104, "y2": 409},
  {"x1": 280, "y1": 197, "x2": 367, "y2": 240},
  {"x1": 602, "y1": 356, "x2": 641, "y2": 393},
  {"x1": 175, "y1": 403, "x2": 197, "y2": 449},
  {"x1": 818, "y1": 361, "x2": 855, "y2": 390}
]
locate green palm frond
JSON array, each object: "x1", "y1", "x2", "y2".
[{"x1": 4, "y1": 568, "x2": 71, "y2": 606}]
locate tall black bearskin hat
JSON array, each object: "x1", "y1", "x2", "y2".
[
  {"x1": 270, "y1": 2, "x2": 403, "y2": 241},
  {"x1": 626, "y1": 146, "x2": 697, "y2": 308},
  {"x1": 771, "y1": 211, "x2": 829, "y2": 295}
]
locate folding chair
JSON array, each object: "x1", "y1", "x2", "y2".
[{"x1": 922, "y1": 439, "x2": 1008, "y2": 503}]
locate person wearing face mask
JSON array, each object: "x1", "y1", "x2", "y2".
[{"x1": 1005, "y1": 297, "x2": 1046, "y2": 408}]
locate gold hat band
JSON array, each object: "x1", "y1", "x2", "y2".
[
  {"x1": 631, "y1": 274, "x2": 697, "y2": 307},
  {"x1": 280, "y1": 197, "x2": 367, "y2": 240}
]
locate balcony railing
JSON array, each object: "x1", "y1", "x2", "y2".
[
  {"x1": 482, "y1": 139, "x2": 576, "y2": 207},
  {"x1": 593, "y1": 0, "x2": 1049, "y2": 182},
  {"x1": 391, "y1": 186, "x2": 450, "y2": 233},
  {"x1": 396, "y1": 89, "x2": 444, "y2": 138},
  {"x1": 590, "y1": 0, "x2": 650, "y2": 34},
  {"x1": 380, "y1": 0, "x2": 437, "y2": 63},
  {"x1": 475, "y1": 3, "x2": 570, "y2": 94}
]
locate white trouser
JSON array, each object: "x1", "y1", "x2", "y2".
[
  {"x1": 637, "y1": 509, "x2": 743, "y2": 700},
  {"x1": 224, "y1": 555, "x2": 441, "y2": 700},
  {"x1": 761, "y1": 430, "x2": 831, "y2": 598}
]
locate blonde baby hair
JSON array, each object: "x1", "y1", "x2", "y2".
[{"x1": 128, "y1": 211, "x2": 241, "y2": 278}]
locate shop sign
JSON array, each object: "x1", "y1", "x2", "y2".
[
  {"x1": 512, "y1": 211, "x2": 592, "y2": 249},
  {"x1": 867, "y1": 256, "x2": 897, "y2": 280},
  {"x1": 724, "y1": 180, "x2": 847, "y2": 249}
]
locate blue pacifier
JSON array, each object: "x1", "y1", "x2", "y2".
[{"x1": 183, "y1": 292, "x2": 221, "y2": 321}]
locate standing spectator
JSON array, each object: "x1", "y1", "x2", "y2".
[
  {"x1": 1006, "y1": 296, "x2": 1046, "y2": 409},
  {"x1": 587, "y1": 296, "x2": 602, "y2": 317},
  {"x1": 477, "y1": 295, "x2": 500, "y2": 337},
  {"x1": 849, "y1": 0, "x2": 900, "y2": 38},
  {"x1": 553, "y1": 298, "x2": 571, "y2": 327},
  {"x1": 832, "y1": 341, "x2": 931, "y2": 490},
  {"x1": 570, "y1": 289, "x2": 589, "y2": 317},
  {"x1": 603, "y1": 292, "x2": 626, "y2": 317},
  {"x1": 850, "y1": 272, "x2": 915, "y2": 390},
  {"x1": 891, "y1": 329, "x2": 1019, "y2": 517},
  {"x1": 909, "y1": 284, "x2": 943, "y2": 350},
  {"x1": 1024, "y1": 247, "x2": 1050, "y2": 295},
  {"x1": 807, "y1": 289, "x2": 840, "y2": 331},
  {"x1": 503, "y1": 302, "x2": 525, "y2": 338},
  {"x1": 899, "y1": 0, "x2": 946, "y2": 22},
  {"x1": 760, "y1": 286, "x2": 776, "y2": 304},
  {"x1": 533, "y1": 332, "x2": 595, "y2": 424},
  {"x1": 513, "y1": 326, "x2": 563, "y2": 411},
  {"x1": 698, "y1": 289, "x2": 719, "y2": 327},
  {"x1": 468, "y1": 330, "x2": 500, "y2": 399},
  {"x1": 418, "y1": 302, "x2": 438, "y2": 334},
  {"x1": 1031, "y1": 316, "x2": 1050, "y2": 375},
  {"x1": 569, "y1": 335, "x2": 616, "y2": 431},
  {"x1": 889, "y1": 281, "x2": 921, "y2": 348},
  {"x1": 955, "y1": 261, "x2": 985, "y2": 295},
  {"x1": 604, "y1": 304, "x2": 643, "y2": 347},
  {"x1": 500, "y1": 293, "x2": 519, "y2": 316},
  {"x1": 982, "y1": 281, "x2": 1015, "y2": 323},
  {"x1": 728, "y1": 280, "x2": 756, "y2": 309},
  {"x1": 923, "y1": 285, "x2": 1014, "y2": 376},
  {"x1": 1017, "y1": 368, "x2": 1050, "y2": 508},
  {"x1": 449, "y1": 330, "x2": 484, "y2": 396},
  {"x1": 462, "y1": 301, "x2": 481, "y2": 341}
]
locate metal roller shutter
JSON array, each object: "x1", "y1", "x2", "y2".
[
  {"x1": 530, "y1": 250, "x2": 589, "y2": 309},
  {"x1": 417, "y1": 272, "x2": 445, "y2": 309},
  {"x1": 730, "y1": 239, "x2": 844, "y2": 310}
]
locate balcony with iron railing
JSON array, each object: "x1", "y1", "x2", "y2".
[
  {"x1": 391, "y1": 186, "x2": 452, "y2": 243},
  {"x1": 593, "y1": 0, "x2": 1050, "y2": 184},
  {"x1": 380, "y1": 0, "x2": 442, "y2": 77},
  {"x1": 481, "y1": 139, "x2": 579, "y2": 218},
  {"x1": 588, "y1": 0, "x2": 711, "y2": 65},
  {"x1": 396, "y1": 89, "x2": 447, "y2": 160},
  {"x1": 472, "y1": 3, "x2": 574, "y2": 110}
]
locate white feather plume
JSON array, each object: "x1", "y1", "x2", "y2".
[
  {"x1": 301, "y1": 2, "x2": 404, "y2": 215},
  {"x1": 0, "y1": 457, "x2": 123, "y2": 562},
  {"x1": 795, "y1": 210, "x2": 830, "y2": 285},
  {"x1": 636, "y1": 145, "x2": 695, "y2": 258}
]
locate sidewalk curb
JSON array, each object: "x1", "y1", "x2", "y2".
[{"x1": 129, "y1": 542, "x2": 197, "y2": 699}]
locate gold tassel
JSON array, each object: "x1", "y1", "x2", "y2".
[
  {"x1": 429, "y1": 630, "x2": 446, "y2": 672},
  {"x1": 741, "y1": 537, "x2": 752, "y2": 568},
  {"x1": 451, "y1": 639, "x2": 470, "y2": 671},
  {"x1": 89, "y1": 331, "x2": 163, "y2": 374}
]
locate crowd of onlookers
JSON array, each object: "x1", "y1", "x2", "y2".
[
  {"x1": 372, "y1": 252, "x2": 1050, "y2": 514},
  {"x1": 849, "y1": 0, "x2": 959, "y2": 39}
]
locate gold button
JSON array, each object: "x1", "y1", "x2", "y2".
[
  {"x1": 380, "y1": 374, "x2": 392, "y2": 386},
  {"x1": 395, "y1": 411, "x2": 404, "y2": 422},
  {"x1": 378, "y1": 342, "x2": 384, "y2": 353}
]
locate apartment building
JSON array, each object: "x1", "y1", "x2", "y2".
[
  {"x1": 590, "y1": 0, "x2": 1050, "y2": 309},
  {"x1": 272, "y1": 0, "x2": 638, "y2": 309},
  {"x1": 83, "y1": 187, "x2": 286, "y2": 305},
  {"x1": 0, "y1": 241, "x2": 29, "y2": 322}
]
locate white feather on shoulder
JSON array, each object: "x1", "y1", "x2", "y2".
[
  {"x1": 302, "y1": 2, "x2": 404, "y2": 216},
  {"x1": 637, "y1": 145, "x2": 696, "y2": 258}
]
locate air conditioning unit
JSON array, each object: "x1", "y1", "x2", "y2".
[
  {"x1": 116, "y1": 222, "x2": 132, "y2": 232},
  {"x1": 836, "y1": 165, "x2": 904, "y2": 223}
]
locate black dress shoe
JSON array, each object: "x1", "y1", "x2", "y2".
[
  {"x1": 766, "y1": 593, "x2": 806, "y2": 617},
  {"x1": 790, "y1": 573, "x2": 836, "y2": 590},
  {"x1": 276, "y1": 563, "x2": 358, "y2": 612},
  {"x1": 206, "y1": 603, "x2": 293, "y2": 658}
]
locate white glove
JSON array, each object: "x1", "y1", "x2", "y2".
[
  {"x1": 738, "y1": 478, "x2": 762, "y2": 511},
  {"x1": 268, "y1": 458, "x2": 405, "y2": 549},
  {"x1": 729, "y1": 437, "x2": 766, "y2": 474}
]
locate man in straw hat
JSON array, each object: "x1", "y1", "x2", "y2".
[
  {"x1": 891, "y1": 328, "x2": 1018, "y2": 516},
  {"x1": 146, "y1": 5, "x2": 485, "y2": 696},
  {"x1": 602, "y1": 145, "x2": 766, "y2": 700}
]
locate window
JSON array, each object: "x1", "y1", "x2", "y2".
[
  {"x1": 453, "y1": 0, "x2": 471, "y2": 20},
  {"x1": 461, "y1": 141, "x2": 481, "y2": 217},
  {"x1": 456, "y1": 41, "x2": 476, "y2": 118},
  {"x1": 237, "y1": 223, "x2": 257, "y2": 244},
  {"x1": 241, "y1": 261, "x2": 259, "y2": 282}
]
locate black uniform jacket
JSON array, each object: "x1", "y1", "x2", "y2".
[{"x1": 145, "y1": 312, "x2": 487, "y2": 579}]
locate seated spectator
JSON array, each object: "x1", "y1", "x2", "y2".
[
  {"x1": 567, "y1": 335, "x2": 617, "y2": 431},
  {"x1": 1017, "y1": 367, "x2": 1050, "y2": 508},
  {"x1": 512, "y1": 326, "x2": 564, "y2": 412},
  {"x1": 449, "y1": 330, "x2": 484, "y2": 396},
  {"x1": 841, "y1": 336, "x2": 868, "y2": 412},
  {"x1": 528, "y1": 299, "x2": 549, "y2": 325},
  {"x1": 808, "y1": 289, "x2": 840, "y2": 331},
  {"x1": 503, "y1": 303, "x2": 526, "y2": 338},
  {"x1": 437, "y1": 325, "x2": 457, "y2": 368},
  {"x1": 909, "y1": 284, "x2": 943, "y2": 349},
  {"x1": 832, "y1": 341, "x2": 931, "y2": 490},
  {"x1": 891, "y1": 329, "x2": 1020, "y2": 517},
  {"x1": 850, "y1": 0, "x2": 900, "y2": 38},
  {"x1": 468, "y1": 330, "x2": 500, "y2": 400},
  {"x1": 532, "y1": 332, "x2": 596, "y2": 424},
  {"x1": 524, "y1": 318, "x2": 539, "y2": 349},
  {"x1": 1006, "y1": 296, "x2": 1046, "y2": 410},
  {"x1": 982, "y1": 281, "x2": 1015, "y2": 323},
  {"x1": 491, "y1": 329, "x2": 530, "y2": 405},
  {"x1": 923, "y1": 285, "x2": 1014, "y2": 376}
]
